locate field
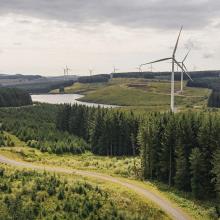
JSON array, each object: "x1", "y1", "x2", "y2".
[{"x1": 51, "y1": 78, "x2": 211, "y2": 111}]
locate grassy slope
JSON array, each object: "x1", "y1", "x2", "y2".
[
  {"x1": 0, "y1": 132, "x2": 217, "y2": 220},
  {"x1": 51, "y1": 78, "x2": 211, "y2": 111}
]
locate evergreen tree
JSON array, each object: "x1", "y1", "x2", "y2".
[
  {"x1": 189, "y1": 148, "x2": 206, "y2": 199},
  {"x1": 160, "y1": 114, "x2": 176, "y2": 186}
]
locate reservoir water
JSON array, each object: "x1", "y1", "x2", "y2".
[{"x1": 31, "y1": 94, "x2": 118, "y2": 108}]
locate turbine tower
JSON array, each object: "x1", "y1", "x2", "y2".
[
  {"x1": 89, "y1": 69, "x2": 93, "y2": 77},
  {"x1": 141, "y1": 27, "x2": 191, "y2": 112},
  {"x1": 63, "y1": 68, "x2": 66, "y2": 81}
]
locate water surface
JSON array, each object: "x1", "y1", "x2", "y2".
[{"x1": 31, "y1": 94, "x2": 118, "y2": 108}]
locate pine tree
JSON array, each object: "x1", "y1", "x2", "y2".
[
  {"x1": 198, "y1": 115, "x2": 220, "y2": 197},
  {"x1": 160, "y1": 114, "x2": 176, "y2": 186},
  {"x1": 174, "y1": 145, "x2": 190, "y2": 191},
  {"x1": 189, "y1": 148, "x2": 206, "y2": 199}
]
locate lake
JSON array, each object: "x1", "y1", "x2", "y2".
[{"x1": 31, "y1": 94, "x2": 118, "y2": 108}]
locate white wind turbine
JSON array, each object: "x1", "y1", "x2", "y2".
[
  {"x1": 110, "y1": 66, "x2": 119, "y2": 80},
  {"x1": 179, "y1": 49, "x2": 192, "y2": 93},
  {"x1": 140, "y1": 27, "x2": 192, "y2": 112}
]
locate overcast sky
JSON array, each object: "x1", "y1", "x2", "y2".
[{"x1": 0, "y1": 0, "x2": 220, "y2": 76}]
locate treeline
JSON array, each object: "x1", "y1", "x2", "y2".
[
  {"x1": 139, "y1": 112, "x2": 220, "y2": 201},
  {"x1": 113, "y1": 70, "x2": 220, "y2": 80},
  {"x1": 0, "y1": 104, "x2": 87, "y2": 154},
  {"x1": 0, "y1": 74, "x2": 41, "y2": 80},
  {"x1": 208, "y1": 90, "x2": 220, "y2": 108},
  {"x1": 57, "y1": 104, "x2": 140, "y2": 156},
  {"x1": 0, "y1": 88, "x2": 32, "y2": 107},
  {"x1": 78, "y1": 74, "x2": 110, "y2": 83},
  {"x1": 187, "y1": 77, "x2": 220, "y2": 91},
  {"x1": 7, "y1": 80, "x2": 74, "y2": 94}
]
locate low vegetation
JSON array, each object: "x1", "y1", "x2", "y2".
[
  {"x1": 0, "y1": 146, "x2": 217, "y2": 220},
  {"x1": 0, "y1": 165, "x2": 169, "y2": 220}
]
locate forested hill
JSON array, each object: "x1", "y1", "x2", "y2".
[
  {"x1": 113, "y1": 70, "x2": 220, "y2": 80},
  {"x1": 0, "y1": 88, "x2": 32, "y2": 107}
]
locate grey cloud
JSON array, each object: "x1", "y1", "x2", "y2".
[{"x1": 0, "y1": 0, "x2": 220, "y2": 29}]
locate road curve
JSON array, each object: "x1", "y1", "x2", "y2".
[{"x1": 0, "y1": 154, "x2": 190, "y2": 220}]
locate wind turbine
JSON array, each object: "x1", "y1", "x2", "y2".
[
  {"x1": 63, "y1": 68, "x2": 66, "y2": 81},
  {"x1": 89, "y1": 69, "x2": 94, "y2": 77},
  {"x1": 140, "y1": 26, "x2": 190, "y2": 112},
  {"x1": 179, "y1": 49, "x2": 192, "y2": 93},
  {"x1": 110, "y1": 66, "x2": 119, "y2": 80},
  {"x1": 65, "y1": 65, "x2": 71, "y2": 79},
  {"x1": 136, "y1": 66, "x2": 142, "y2": 72}
]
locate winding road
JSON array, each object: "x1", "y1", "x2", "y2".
[{"x1": 0, "y1": 154, "x2": 190, "y2": 220}]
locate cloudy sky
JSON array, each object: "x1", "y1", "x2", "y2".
[{"x1": 0, "y1": 0, "x2": 220, "y2": 76}]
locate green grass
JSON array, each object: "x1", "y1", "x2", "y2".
[{"x1": 53, "y1": 78, "x2": 211, "y2": 111}]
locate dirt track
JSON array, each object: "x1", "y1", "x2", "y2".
[{"x1": 0, "y1": 154, "x2": 191, "y2": 220}]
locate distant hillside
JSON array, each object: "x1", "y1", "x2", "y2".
[{"x1": 0, "y1": 74, "x2": 78, "y2": 93}]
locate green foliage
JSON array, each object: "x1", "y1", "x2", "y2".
[
  {"x1": 0, "y1": 104, "x2": 88, "y2": 154},
  {"x1": 0, "y1": 87, "x2": 32, "y2": 107},
  {"x1": 187, "y1": 77, "x2": 220, "y2": 90},
  {"x1": 57, "y1": 104, "x2": 140, "y2": 156},
  {"x1": 208, "y1": 90, "x2": 220, "y2": 108},
  {"x1": 0, "y1": 167, "x2": 153, "y2": 220},
  {"x1": 139, "y1": 112, "x2": 220, "y2": 202},
  {"x1": 0, "y1": 129, "x2": 14, "y2": 147},
  {"x1": 213, "y1": 148, "x2": 220, "y2": 200},
  {"x1": 189, "y1": 148, "x2": 206, "y2": 199}
]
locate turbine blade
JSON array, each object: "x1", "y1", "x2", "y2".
[
  {"x1": 182, "y1": 48, "x2": 191, "y2": 62},
  {"x1": 183, "y1": 63, "x2": 193, "y2": 81},
  {"x1": 141, "y1": 57, "x2": 172, "y2": 66},
  {"x1": 174, "y1": 59, "x2": 185, "y2": 73},
  {"x1": 173, "y1": 26, "x2": 183, "y2": 57}
]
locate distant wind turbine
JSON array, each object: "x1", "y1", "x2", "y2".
[
  {"x1": 89, "y1": 69, "x2": 94, "y2": 77},
  {"x1": 179, "y1": 49, "x2": 192, "y2": 93},
  {"x1": 136, "y1": 66, "x2": 142, "y2": 72},
  {"x1": 110, "y1": 66, "x2": 119, "y2": 80},
  {"x1": 140, "y1": 26, "x2": 191, "y2": 112}
]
